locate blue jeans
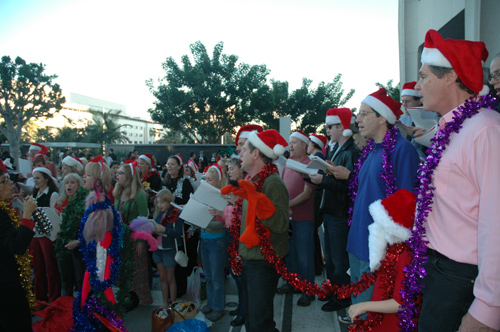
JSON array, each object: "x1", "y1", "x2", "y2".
[
  {"x1": 323, "y1": 215, "x2": 350, "y2": 301},
  {"x1": 418, "y1": 249, "x2": 478, "y2": 332},
  {"x1": 348, "y1": 253, "x2": 374, "y2": 306},
  {"x1": 242, "y1": 260, "x2": 280, "y2": 332},
  {"x1": 287, "y1": 220, "x2": 315, "y2": 289},
  {"x1": 200, "y1": 236, "x2": 227, "y2": 311}
]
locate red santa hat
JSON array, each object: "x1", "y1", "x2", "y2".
[
  {"x1": 309, "y1": 133, "x2": 327, "y2": 149},
  {"x1": 367, "y1": 188, "x2": 416, "y2": 271},
  {"x1": 0, "y1": 160, "x2": 8, "y2": 174},
  {"x1": 325, "y1": 108, "x2": 356, "y2": 137},
  {"x1": 289, "y1": 130, "x2": 309, "y2": 145},
  {"x1": 421, "y1": 29, "x2": 488, "y2": 93},
  {"x1": 62, "y1": 156, "x2": 84, "y2": 172},
  {"x1": 32, "y1": 166, "x2": 58, "y2": 185},
  {"x1": 29, "y1": 143, "x2": 48, "y2": 154},
  {"x1": 362, "y1": 88, "x2": 402, "y2": 125},
  {"x1": 401, "y1": 81, "x2": 420, "y2": 98},
  {"x1": 138, "y1": 153, "x2": 155, "y2": 169},
  {"x1": 174, "y1": 154, "x2": 183, "y2": 165},
  {"x1": 208, "y1": 164, "x2": 223, "y2": 180},
  {"x1": 235, "y1": 124, "x2": 263, "y2": 144},
  {"x1": 247, "y1": 129, "x2": 288, "y2": 159}
]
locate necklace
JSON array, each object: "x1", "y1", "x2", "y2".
[
  {"x1": 0, "y1": 200, "x2": 35, "y2": 310},
  {"x1": 347, "y1": 126, "x2": 399, "y2": 225},
  {"x1": 399, "y1": 94, "x2": 498, "y2": 331}
]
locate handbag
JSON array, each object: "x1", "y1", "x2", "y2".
[
  {"x1": 174, "y1": 223, "x2": 189, "y2": 267},
  {"x1": 170, "y1": 301, "x2": 198, "y2": 323},
  {"x1": 151, "y1": 307, "x2": 174, "y2": 332}
]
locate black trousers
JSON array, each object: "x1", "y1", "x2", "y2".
[
  {"x1": 0, "y1": 282, "x2": 32, "y2": 332},
  {"x1": 418, "y1": 248, "x2": 478, "y2": 332}
]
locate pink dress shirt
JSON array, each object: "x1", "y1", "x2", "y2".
[{"x1": 424, "y1": 106, "x2": 500, "y2": 329}]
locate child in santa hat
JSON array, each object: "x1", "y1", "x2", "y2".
[{"x1": 343, "y1": 188, "x2": 421, "y2": 331}]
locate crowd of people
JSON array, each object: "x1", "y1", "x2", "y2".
[{"x1": 0, "y1": 29, "x2": 499, "y2": 332}]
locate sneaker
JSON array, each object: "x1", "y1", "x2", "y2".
[
  {"x1": 297, "y1": 293, "x2": 315, "y2": 307},
  {"x1": 321, "y1": 299, "x2": 351, "y2": 312},
  {"x1": 200, "y1": 305, "x2": 212, "y2": 314},
  {"x1": 206, "y1": 310, "x2": 225, "y2": 322},
  {"x1": 338, "y1": 314, "x2": 352, "y2": 324}
]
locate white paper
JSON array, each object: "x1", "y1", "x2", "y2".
[
  {"x1": 285, "y1": 158, "x2": 318, "y2": 175},
  {"x1": 41, "y1": 207, "x2": 62, "y2": 241},
  {"x1": 307, "y1": 156, "x2": 330, "y2": 171},
  {"x1": 414, "y1": 125, "x2": 438, "y2": 147},
  {"x1": 18, "y1": 159, "x2": 31, "y2": 178},
  {"x1": 406, "y1": 107, "x2": 438, "y2": 131},
  {"x1": 17, "y1": 182, "x2": 33, "y2": 195},
  {"x1": 179, "y1": 199, "x2": 213, "y2": 229},
  {"x1": 191, "y1": 181, "x2": 227, "y2": 211},
  {"x1": 178, "y1": 181, "x2": 227, "y2": 228}
]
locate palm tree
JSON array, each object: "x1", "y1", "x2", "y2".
[{"x1": 86, "y1": 109, "x2": 130, "y2": 145}]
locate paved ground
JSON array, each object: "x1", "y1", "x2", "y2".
[{"x1": 124, "y1": 272, "x2": 349, "y2": 332}]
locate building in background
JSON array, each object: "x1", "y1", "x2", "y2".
[
  {"x1": 399, "y1": 0, "x2": 499, "y2": 85},
  {"x1": 42, "y1": 92, "x2": 167, "y2": 144}
]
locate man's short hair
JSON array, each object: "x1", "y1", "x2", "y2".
[
  {"x1": 247, "y1": 141, "x2": 273, "y2": 165},
  {"x1": 371, "y1": 107, "x2": 393, "y2": 130},
  {"x1": 429, "y1": 65, "x2": 475, "y2": 95}
]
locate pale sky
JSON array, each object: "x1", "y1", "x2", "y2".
[{"x1": 0, "y1": 0, "x2": 400, "y2": 120}]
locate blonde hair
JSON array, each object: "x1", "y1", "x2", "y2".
[
  {"x1": 153, "y1": 189, "x2": 175, "y2": 219},
  {"x1": 57, "y1": 173, "x2": 83, "y2": 206},
  {"x1": 83, "y1": 191, "x2": 113, "y2": 243},
  {"x1": 206, "y1": 167, "x2": 227, "y2": 189},
  {"x1": 112, "y1": 164, "x2": 144, "y2": 202},
  {"x1": 85, "y1": 162, "x2": 112, "y2": 193}
]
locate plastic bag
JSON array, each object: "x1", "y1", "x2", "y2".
[
  {"x1": 167, "y1": 319, "x2": 209, "y2": 332},
  {"x1": 186, "y1": 266, "x2": 201, "y2": 303}
]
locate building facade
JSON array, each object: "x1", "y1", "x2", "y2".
[
  {"x1": 399, "y1": 0, "x2": 499, "y2": 85},
  {"x1": 42, "y1": 92, "x2": 166, "y2": 144}
]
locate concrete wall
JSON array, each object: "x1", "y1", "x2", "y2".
[{"x1": 399, "y1": 0, "x2": 499, "y2": 85}]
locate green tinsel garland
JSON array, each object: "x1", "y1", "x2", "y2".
[{"x1": 55, "y1": 187, "x2": 88, "y2": 259}]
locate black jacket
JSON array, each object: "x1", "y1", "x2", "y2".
[
  {"x1": 0, "y1": 208, "x2": 35, "y2": 285},
  {"x1": 317, "y1": 137, "x2": 360, "y2": 218}
]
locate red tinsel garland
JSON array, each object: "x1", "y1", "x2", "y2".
[
  {"x1": 142, "y1": 170, "x2": 160, "y2": 183},
  {"x1": 229, "y1": 170, "x2": 411, "y2": 330},
  {"x1": 160, "y1": 208, "x2": 180, "y2": 227}
]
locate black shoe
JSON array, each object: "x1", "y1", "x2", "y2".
[
  {"x1": 276, "y1": 285, "x2": 293, "y2": 294},
  {"x1": 297, "y1": 293, "x2": 315, "y2": 307},
  {"x1": 321, "y1": 299, "x2": 351, "y2": 312},
  {"x1": 230, "y1": 316, "x2": 245, "y2": 326},
  {"x1": 318, "y1": 294, "x2": 333, "y2": 302},
  {"x1": 229, "y1": 308, "x2": 239, "y2": 316}
]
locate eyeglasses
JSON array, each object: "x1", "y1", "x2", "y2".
[
  {"x1": 489, "y1": 72, "x2": 500, "y2": 82},
  {"x1": 358, "y1": 111, "x2": 375, "y2": 119},
  {"x1": 0, "y1": 174, "x2": 10, "y2": 185}
]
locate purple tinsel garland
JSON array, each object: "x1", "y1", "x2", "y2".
[
  {"x1": 347, "y1": 125, "x2": 399, "y2": 225},
  {"x1": 398, "y1": 94, "x2": 498, "y2": 332}
]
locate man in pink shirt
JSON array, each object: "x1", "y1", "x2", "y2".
[
  {"x1": 414, "y1": 30, "x2": 500, "y2": 331},
  {"x1": 278, "y1": 130, "x2": 316, "y2": 307}
]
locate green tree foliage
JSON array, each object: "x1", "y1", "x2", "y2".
[
  {"x1": 147, "y1": 41, "x2": 270, "y2": 143},
  {"x1": 0, "y1": 56, "x2": 65, "y2": 169},
  {"x1": 249, "y1": 79, "x2": 289, "y2": 130},
  {"x1": 85, "y1": 109, "x2": 130, "y2": 145},
  {"x1": 376, "y1": 79, "x2": 400, "y2": 102},
  {"x1": 286, "y1": 74, "x2": 355, "y2": 133}
]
